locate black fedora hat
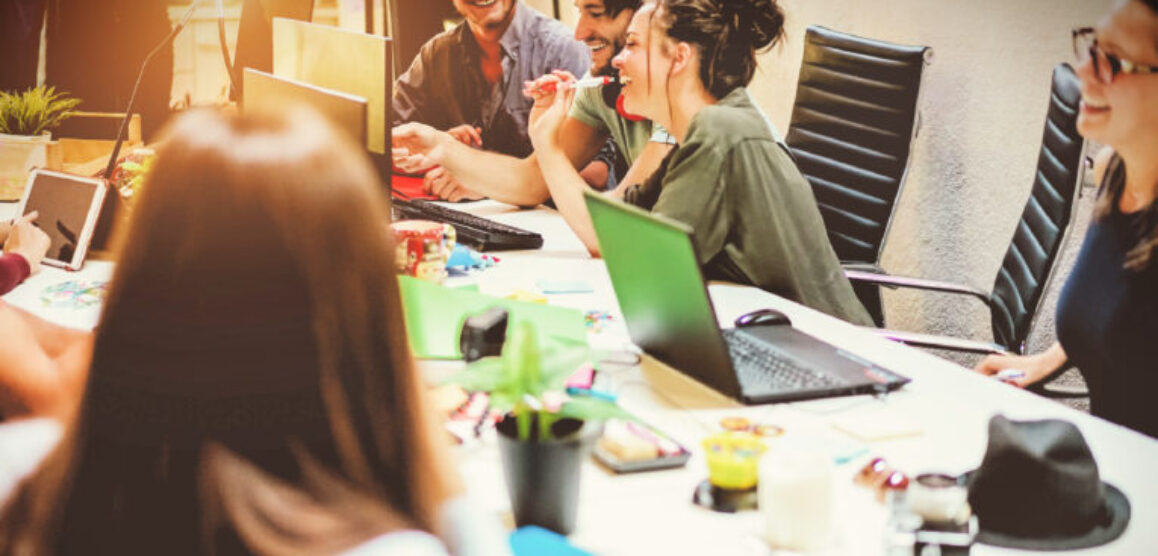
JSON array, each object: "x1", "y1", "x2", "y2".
[{"x1": 964, "y1": 415, "x2": 1130, "y2": 550}]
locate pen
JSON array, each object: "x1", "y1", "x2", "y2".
[
  {"x1": 995, "y1": 369, "x2": 1025, "y2": 381},
  {"x1": 566, "y1": 386, "x2": 617, "y2": 402},
  {"x1": 524, "y1": 76, "x2": 625, "y2": 96},
  {"x1": 566, "y1": 76, "x2": 616, "y2": 89}
]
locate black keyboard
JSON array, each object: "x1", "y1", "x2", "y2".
[
  {"x1": 723, "y1": 330, "x2": 845, "y2": 392},
  {"x1": 392, "y1": 199, "x2": 544, "y2": 251}
]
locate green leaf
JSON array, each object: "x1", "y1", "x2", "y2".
[
  {"x1": 557, "y1": 397, "x2": 637, "y2": 423},
  {"x1": 504, "y1": 322, "x2": 542, "y2": 396},
  {"x1": 434, "y1": 317, "x2": 630, "y2": 441},
  {"x1": 443, "y1": 357, "x2": 509, "y2": 391},
  {"x1": 0, "y1": 85, "x2": 81, "y2": 136}
]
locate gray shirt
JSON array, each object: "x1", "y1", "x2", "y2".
[{"x1": 392, "y1": 2, "x2": 589, "y2": 158}]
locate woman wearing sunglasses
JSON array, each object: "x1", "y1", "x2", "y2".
[{"x1": 976, "y1": 0, "x2": 1158, "y2": 438}]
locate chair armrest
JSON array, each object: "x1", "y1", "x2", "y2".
[
  {"x1": 1026, "y1": 360, "x2": 1088, "y2": 399},
  {"x1": 872, "y1": 328, "x2": 1009, "y2": 355},
  {"x1": 844, "y1": 270, "x2": 993, "y2": 310},
  {"x1": 840, "y1": 262, "x2": 886, "y2": 274}
]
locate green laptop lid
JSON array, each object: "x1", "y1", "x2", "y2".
[{"x1": 585, "y1": 191, "x2": 741, "y2": 398}]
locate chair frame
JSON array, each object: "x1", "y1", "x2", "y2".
[
  {"x1": 787, "y1": 26, "x2": 934, "y2": 325},
  {"x1": 846, "y1": 64, "x2": 1089, "y2": 397}
]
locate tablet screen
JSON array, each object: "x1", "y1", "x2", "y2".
[{"x1": 20, "y1": 170, "x2": 105, "y2": 270}]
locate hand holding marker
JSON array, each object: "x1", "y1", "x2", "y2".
[
  {"x1": 522, "y1": 74, "x2": 629, "y2": 97},
  {"x1": 995, "y1": 368, "x2": 1026, "y2": 386}
]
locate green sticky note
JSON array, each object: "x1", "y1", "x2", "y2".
[{"x1": 398, "y1": 276, "x2": 587, "y2": 359}]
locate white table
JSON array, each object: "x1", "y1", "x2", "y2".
[
  {"x1": 0, "y1": 202, "x2": 111, "y2": 330},
  {"x1": 4, "y1": 200, "x2": 1156, "y2": 555},
  {"x1": 425, "y1": 201, "x2": 1158, "y2": 556}
]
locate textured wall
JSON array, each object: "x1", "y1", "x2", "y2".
[{"x1": 746, "y1": 0, "x2": 1113, "y2": 365}]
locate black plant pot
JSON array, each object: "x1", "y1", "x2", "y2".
[{"x1": 496, "y1": 414, "x2": 596, "y2": 535}]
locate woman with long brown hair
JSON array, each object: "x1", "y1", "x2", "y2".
[
  {"x1": 528, "y1": 0, "x2": 872, "y2": 325},
  {"x1": 976, "y1": 0, "x2": 1158, "y2": 438},
  {"x1": 0, "y1": 108, "x2": 487, "y2": 553}
]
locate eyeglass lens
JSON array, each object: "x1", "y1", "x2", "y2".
[{"x1": 1074, "y1": 29, "x2": 1115, "y2": 83}]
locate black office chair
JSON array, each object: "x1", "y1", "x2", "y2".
[
  {"x1": 846, "y1": 64, "x2": 1087, "y2": 397},
  {"x1": 786, "y1": 26, "x2": 932, "y2": 326}
]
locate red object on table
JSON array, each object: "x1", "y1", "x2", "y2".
[{"x1": 391, "y1": 173, "x2": 440, "y2": 200}]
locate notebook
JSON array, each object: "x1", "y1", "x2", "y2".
[{"x1": 584, "y1": 191, "x2": 909, "y2": 404}]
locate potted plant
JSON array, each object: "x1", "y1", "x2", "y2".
[
  {"x1": 445, "y1": 320, "x2": 631, "y2": 535},
  {"x1": 0, "y1": 86, "x2": 81, "y2": 200}
]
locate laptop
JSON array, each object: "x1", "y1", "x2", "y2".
[
  {"x1": 585, "y1": 191, "x2": 910, "y2": 404},
  {"x1": 242, "y1": 68, "x2": 368, "y2": 147}
]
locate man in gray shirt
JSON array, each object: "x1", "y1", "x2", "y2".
[{"x1": 394, "y1": 1, "x2": 616, "y2": 196}]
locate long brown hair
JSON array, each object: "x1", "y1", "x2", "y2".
[
  {"x1": 1095, "y1": 154, "x2": 1158, "y2": 271},
  {"x1": 0, "y1": 108, "x2": 453, "y2": 554}
]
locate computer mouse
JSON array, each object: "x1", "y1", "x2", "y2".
[{"x1": 734, "y1": 308, "x2": 792, "y2": 328}]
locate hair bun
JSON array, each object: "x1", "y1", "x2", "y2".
[{"x1": 718, "y1": 0, "x2": 784, "y2": 51}]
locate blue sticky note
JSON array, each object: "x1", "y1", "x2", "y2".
[
  {"x1": 510, "y1": 526, "x2": 591, "y2": 555},
  {"x1": 537, "y1": 279, "x2": 594, "y2": 294}
]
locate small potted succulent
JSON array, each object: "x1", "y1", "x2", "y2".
[
  {"x1": 0, "y1": 86, "x2": 81, "y2": 200},
  {"x1": 445, "y1": 320, "x2": 631, "y2": 535}
]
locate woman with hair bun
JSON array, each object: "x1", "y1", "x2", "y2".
[{"x1": 530, "y1": 0, "x2": 871, "y2": 325}]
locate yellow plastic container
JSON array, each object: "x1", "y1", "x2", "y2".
[{"x1": 703, "y1": 432, "x2": 767, "y2": 490}]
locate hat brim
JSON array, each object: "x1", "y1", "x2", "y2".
[{"x1": 964, "y1": 471, "x2": 1131, "y2": 551}]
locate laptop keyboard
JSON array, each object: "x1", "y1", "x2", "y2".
[
  {"x1": 723, "y1": 330, "x2": 845, "y2": 392},
  {"x1": 392, "y1": 198, "x2": 543, "y2": 251}
]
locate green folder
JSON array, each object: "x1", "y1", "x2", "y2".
[{"x1": 398, "y1": 275, "x2": 588, "y2": 359}]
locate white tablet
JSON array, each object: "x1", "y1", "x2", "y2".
[{"x1": 15, "y1": 169, "x2": 107, "y2": 271}]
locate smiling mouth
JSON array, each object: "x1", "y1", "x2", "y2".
[
  {"x1": 466, "y1": 0, "x2": 497, "y2": 7},
  {"x1": 587, "y1": 40, "x2": 610, "y2": 53},
  {"x1": 1081, "y1": 96, "x2": 1110, "y2": 113}
]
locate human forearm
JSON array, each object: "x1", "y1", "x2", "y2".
[
  {"x1": 1037, "y1": 343, "x2": 1069, "y2": 374},
  {"x1": 538, "y1": 148, "x2": 602, "y2": 256},
  {"x1": 973, "y1": 342, "x2": 1068, "y2": 387},
  {"x1": 0, "y1": 302, "x2": 91, "y2": 418},
  {"x1": 10, "y1": 304, "x2": 91, "y2": 359},
  {"x1": 611, "y1": 141, "x2": 674, "y2": 198},
  {"x1": 394, "y1": 123, "x2": 551, "y2": 207},
  {"x1": 437, "y1": 140, "x2": 551, "y2": 207}
]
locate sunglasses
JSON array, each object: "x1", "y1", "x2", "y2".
[{"x1": 1072, "y1": 27, "x2": 1158, "y2": 84}]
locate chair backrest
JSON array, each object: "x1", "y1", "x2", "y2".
[
  {"x1": 786, "y1": 26, "x2": 931, "y2": 266},
  {"x1": 989, "y1": 64, "x2": 1084, "y2": 353}
]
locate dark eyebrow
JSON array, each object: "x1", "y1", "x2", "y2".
[{"x1": 1096, "y1": 29, "x2": 1156, "y2": 63}]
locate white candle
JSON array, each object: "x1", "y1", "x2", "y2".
[{"x1": 758, "y1": 448, "x2": 834, "y2": 551}]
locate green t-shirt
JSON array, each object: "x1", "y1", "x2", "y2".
[
  {"x1": 569, "y1": 74, "x2": 674, "y2": 168},
  {"x1": 624, "y1": 88, "x2": 872, "y2": 325}
]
